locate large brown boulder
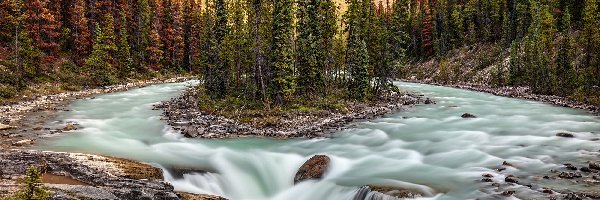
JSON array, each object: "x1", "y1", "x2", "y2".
[{"x1": 294, "y1": 155, "x2": 330, "y2": 184}]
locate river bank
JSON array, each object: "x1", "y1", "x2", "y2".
[
  {"x1": 0, "y1": 149, "x2": 226, "y2": 199},
  {"x1": 0, "y1": 76, "x2": 193, "y2": 148},
  {"x1": 403, "y1": 78, "x2": 600, "y2": 115},
  {"x1": 156, "y1": 88, "x2": 428, "y2": 139}
]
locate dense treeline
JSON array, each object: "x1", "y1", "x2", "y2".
[
  {"x1": 404, "y1": 0, "x2": 599, "y2": 103},
  {"x1": 0, "y1": 0, "x2": 598, "y2": 104}
]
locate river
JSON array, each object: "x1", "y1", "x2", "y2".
[{"x1": 36, "y1": 81, "x2": 600, "y2": 200}]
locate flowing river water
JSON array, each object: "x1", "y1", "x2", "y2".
[{"x1": 37, "y1": 81, "x2": 600, "y2": 200}]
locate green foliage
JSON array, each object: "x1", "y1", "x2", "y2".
[
  {"x1": 84, "y1": 23, "x2": 116, "y2": 86},
  {"x1": 117, "y1": 15, "x2": 134, "y2": 79},
  {"x1": 555, "y1": 8, "x2": 576, "y2": 96},
  {"x1": 12, "y1": 166, "x2": 50, "y2": 200},
  {"x1": 271, "y1": 0, "x2": 296, "y2": 104}
]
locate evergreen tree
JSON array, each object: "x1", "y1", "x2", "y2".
[
  {"x1": 582, "y1": 0, "x2": 599, "y2": 89},
  {"x1": 508, "y1": 40, "x2": 520, "y2": 86},
  {"x1": 117, "y1": 15, "x2": 134, "y2": 78},
  {"x1": 555, "y1": 8, "x2": 575, "y2": 96},
  {"x1": 84, "y1": 23, "x2": 116, "y2": 86},
  {"x1": 24, "y1": 0, "x2": 61, "y2": 60},
  {"x1": 138, "y1": 0, "x2": 152, "y2": 68},
  {"x1": 203, "y1": 0, "x2": 229, "y2": 98},
  {"x1": 248, "y1": 0, "x2": 273, "y2": 102},
  {"x1": 296, "y1": 0, "x2": 325, "y2": 96},
  {"x1": 13, "y1": 166, "x2": 50, "y2": 200},
  {"x1": 346, "y1": 0, "x2": 370, "y2": 100},
  {"x1": 71, "y1": 0, "x2": 92, "y2": 66},
  {"x1": 271, "y1": 0, "x2": 295, "y2": 104}
]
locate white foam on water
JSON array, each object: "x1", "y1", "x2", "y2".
[{"x1": 37, "y1": 81, "x2": 600, "y2": 200}]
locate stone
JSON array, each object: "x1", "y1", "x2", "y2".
[
  {"x1": 505, "y1": 176, "x2": 518, "y2": 183},
  {"x1": 556, "y1": 132, "x2": 575, "y2": 138},
  {"x1": 12, "y1": 139, "x2": 34, "y2": 146},
  {"x1": 461, "y1": 113, "x2": 477, "y2": 118},
  {"x1": 558, "y1": 172, "x2": 582, "y2": 179},
  {"x1": 0, "y1": 124, "x2": 13, "y2": 130},
  {"x1": 294, "y1": 155, "x2": 330, "y2": 184},
  {"x1": 353, "y1": 185, "x2": 422, "y2": 200},
  {"x1": 589, "y1": 162, "x2": 600, "y2": 170},
  {"x1": 63, "y1": 123, "x2": 78, "y2": 131}
]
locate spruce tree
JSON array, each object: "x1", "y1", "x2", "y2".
[
  {"x1": 555, "y1": 8, "x2": 575, "y2": 96},
  {"x1": 85, "y1": 23, "x2": 116, "y2": 86},
  {"x1": 296, "y1": 0, "x2": 324, "y2": 96},
  {"x1": 271, "y1": 0, "x2": 295, "y2": 104},
  {"x1": 346, "y1": 0, "x2": 370, "y2": 100},
  {"x1": 582, "y1": 0, "x2": 599, "y2": 89},
  {"x1": 117, "y1": 15, "x2": 134, "y2": 78}
]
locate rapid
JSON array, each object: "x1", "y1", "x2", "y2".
[{"x1": 37, "y1": 81, "x2": 600, "y2": 200}]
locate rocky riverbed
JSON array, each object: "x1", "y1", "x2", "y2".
[
  {"x1": 156, "y1": 88, "x2": 427, "y2": 139},
  {"x1": 404, "y1": 78, "x2": 600, "y2": 115},
  {"x1": 0, "y1": 77, "x2": 193, "y2": 148}
]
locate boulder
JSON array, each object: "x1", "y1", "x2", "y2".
[
  {"x1": 294, "y1": 155, "x2": 330, "y2": 184},
  {"x1": 461, "y1": 113, "x2": 477, "y2": 118},
  {"x1": 353, "y1": 185, "x2": 421, "y2": 200},
  {"x1": 63, "y1": 123, "x2": 78, "y2": 131},
  {"x1": 556, "y1": 132, "x2": 575, "y2": 138}
]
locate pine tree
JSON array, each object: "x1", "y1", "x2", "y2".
[
  {"x1": 296, "y1": 0, "x2": 325, "y2": 96},
  {"x1": 582, "y1": 0, "x2": 599, "y2": 89},
  {"x1": 421, "y1": 0, "x2": 434, "y2": 57},
  {"x1": 84, "y1": 23, "x2": 116, "y2": 86},
  {"x1": 138, "y1": 0, "x2": 152, "y2": 68},
  {"x1": 555, "y1": 8, "x2": 575, "y2": 96},
  {"x1": 508, "y1": 40, "x2": 520, "y2": 86},
  {"x1": 70, "y1": 0, "x2": 92, "y2": 66},
  {"x1": 248, "y1": 0, "x2": 272, "y2": 102},
  {"x1": 24, "y1": 0, "x2": 61, "y2": 60},
  {"x1": 271, "y1": 0, "x2": 295, "y2": 104},
  {"x1": 203, "y1": 0, "x2": 229, "y2": 98},
  {"x1": 117, "y1": 15, "x2": 134, "y2": 78},
  {"x1": 346, "y1": 0, "x2": 370, "y2": 100},
  {"x1": 13, "y1": 166, "x2": 50, "y2": 200}
]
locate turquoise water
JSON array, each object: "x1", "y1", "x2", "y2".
[{"x1": 38, "y1": 81, "x2": 600, "y2": 200}]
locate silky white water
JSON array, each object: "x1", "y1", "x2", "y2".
[{"x1": 38, "y1": 81, "x2": 600, "y2": 200}]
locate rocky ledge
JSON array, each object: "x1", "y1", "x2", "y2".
[
  {"x1": 156, "y1": 89, "x2": 426, "y2": 139},
  {"x1": 0, "y1": 149, "x2": 227, "y2": 200},
  {"x1": 405, "y1": 78, "x2": 600, "y2": 115}
]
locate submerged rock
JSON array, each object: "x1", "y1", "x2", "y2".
[
  {"x1": 558, "y1": 172, "x2": 582, "y2": 179},
  {"x1": 589, "y1": 162, "x2": 600, "y2": 170},
  {"x1": 461, "y1": 113, "x2": 477, "y2": 118},
  {"x1": 294, "y1": 155, "x2": 330, "y2": 184},
  {"x1": 556, "y1": 132, "x2": 575, "y2": 138},
  {"x1": 353, "y1": 185, "x2": 421, "y2": 200}
]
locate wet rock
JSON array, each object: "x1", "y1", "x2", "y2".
[
  {"x1": 542, "y1": 189, "x2": 554, "y2": 194},
  {"x1": 177, "y1": 192, "x2": 229, "y2": 200},
  {"x1": 482, "y1": 173, "x2": 494, "y2": 178},
  {"x1": 589, "y1": 162, "x2": 600, "y2": 170},
  {"x1": 461, "y1": 113, "x2": 477, "y2": 118},
  {"x1": 556, "y1": 132, "x2": 575, "y2": 138},
  {"x1": 558, "y1": 172, "x2": 582, "y2": 179},
  {"x1": 505, "y1": 176, "x2": 518, "y2": 183},
  {"x1": 482, "y1": 178, "x2": 493, "y2": 182},
  {"x1": 424, "y1": 98, "x2": 434, "y2": 104},
  {"x1": 12, "y1": 139, "x2": 34, "y2": 146},
  {"x1": 502, "y1": 161, "x2": 513, "y2": 167},
  {"x1": 63, "y1": 123, "x2": 78, "y2": 132},
  {"x1": 581, "y1": 167, "x2": 591, "y2": 172},
  {"x1": 353, "y1": 185, "x2": 422, "y2": 200},
  {"x1": 501, "y1": 191, "x2": 515, "y2": 196},
  {"x1": 294, "y1": 155, "x2": 330, "y2": 184},
  {"x1": 564, "y1": 163, "x2": 578, "y2": 170}
]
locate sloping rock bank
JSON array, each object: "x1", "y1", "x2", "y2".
[
  {"x1": 0, "y1": 149, "x2": 226, "y2": 200},
  {"x1": 405, "y1": 79, "x2": 600, "y2": 115},
  {"x1": 157, "y1": 89, "x2": 425, "y2": 139}
]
